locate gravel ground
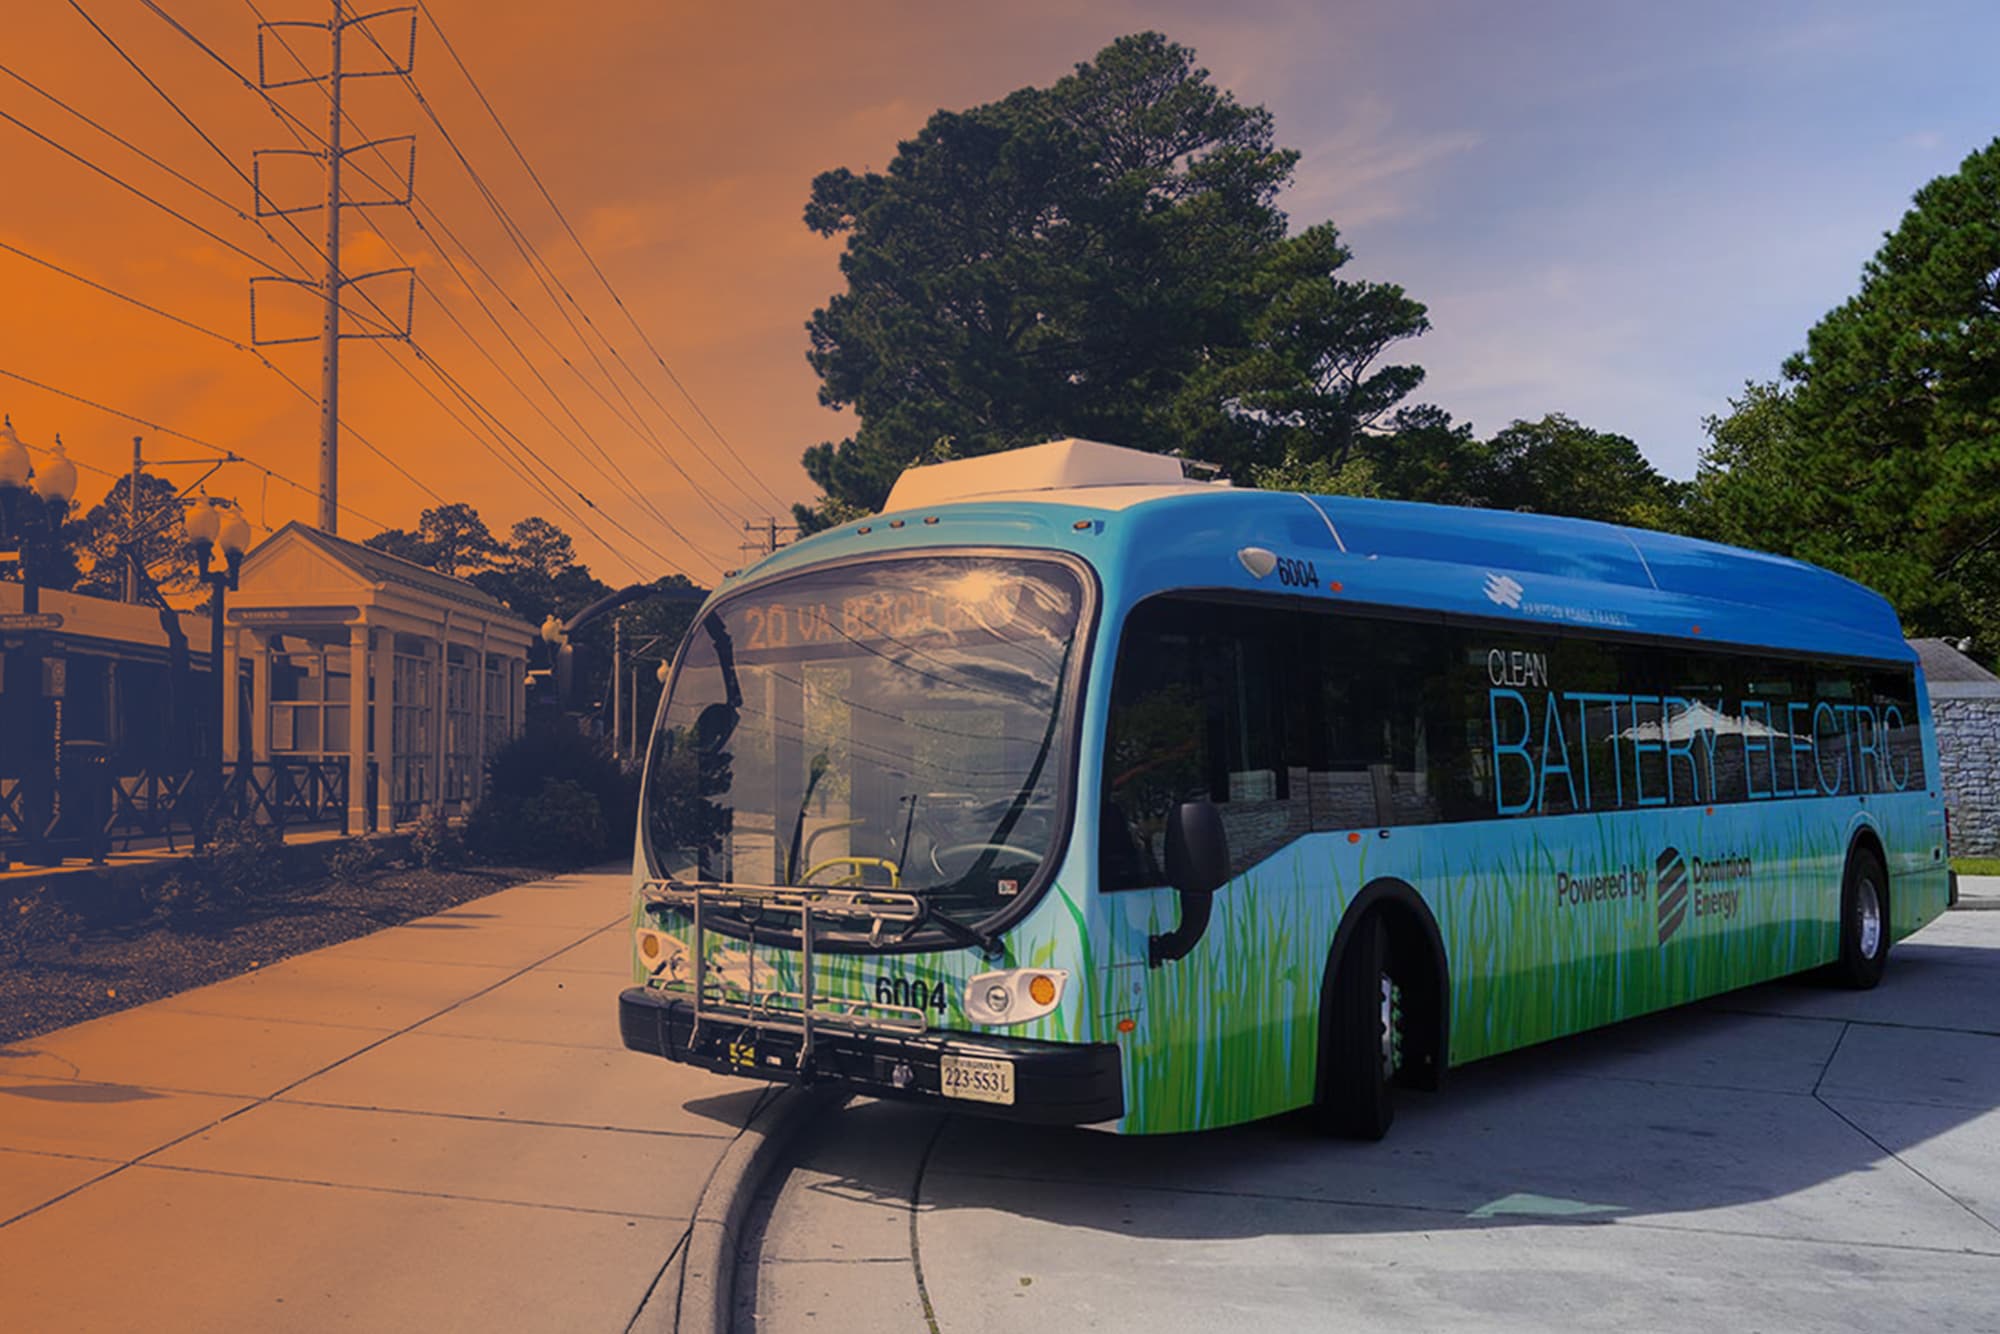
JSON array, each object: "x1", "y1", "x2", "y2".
[{"x1": 0, "y1": 862, "x2": 552, "y2": 1045}]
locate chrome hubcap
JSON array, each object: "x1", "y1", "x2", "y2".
[
  {"x1": 1858, "y1": 879, "x2": 1883, "y2": 960},
  {"x1": 1379, "y1": 974, "x2": 1402, "y2": 1079}
]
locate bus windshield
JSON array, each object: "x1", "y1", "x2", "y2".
[{"x1": 642, "y1": 554, "x2": 1086, "y2": 935}]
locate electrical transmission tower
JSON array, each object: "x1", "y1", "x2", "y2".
[{"x1": 249, "y1": 2, "x2": 418, "y2": 535}]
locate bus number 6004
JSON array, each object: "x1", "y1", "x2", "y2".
[{"x1": 876, "y1": 975, "x2": 948, "y2": 1015}]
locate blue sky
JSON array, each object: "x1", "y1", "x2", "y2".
[{"x1": 1236, "y1": 0, "x2": 1999, "y2": 476}]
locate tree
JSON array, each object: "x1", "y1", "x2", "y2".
[
  {"x1": 363, "y1": 502, "x2": 502, "y2": 577},
  {"x1": 1201, "y1": 225, "x2": 1430, "y2": 470},
  {"x1": 1694, "y1": 137, "x2": 2000, "y2": 642},
  {"x1": 1483, "y1": 413, "x2": 1686, "y2": 529},
  {"x1": 470, "y1": 516, "x2": 579, "y2": 628},
  {"x1": 1684, "y1": 381, "x2": 1823, "y2": 551},
  {"x1": 794, "y1": 32, "x2": 1428, "y2": 528},
  {"x1": 67, "y1": 472, "x2": 198, "y2": 599}
]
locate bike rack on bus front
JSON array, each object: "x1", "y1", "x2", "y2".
[{"x1": 641, "y1": 879, "x2": 931, "y2": 1073}]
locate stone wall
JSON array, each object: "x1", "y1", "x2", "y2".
[{"x1": 1932, "y1": 694, "x2": 2000, "y2": 855}]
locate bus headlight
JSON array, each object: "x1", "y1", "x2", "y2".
[
  {"x1": 964, "y1": 969, "x2": 1067, "y2": 1026},
  {"x1": 635, "y1": 928, "x2": 689, "y2": 982}
]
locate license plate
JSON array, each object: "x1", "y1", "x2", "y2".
[{"x1": 940, "y1": 1054, "x2": 1015, "y2": 1106}]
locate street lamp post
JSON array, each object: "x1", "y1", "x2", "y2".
[
  {"x1": 187, "y1": 499, "x2": 251, "y2": 842},
  {"x1": 0, "y1": 419, "x2": 78, "y2": 865}
]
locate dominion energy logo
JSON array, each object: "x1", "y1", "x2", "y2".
[
  {"x1": 1656, "y1": 848, "x2": 1690, "y2": 944},
  {"x1": 1553, "y1": 846, "x2": 1751, "y2": 944}
]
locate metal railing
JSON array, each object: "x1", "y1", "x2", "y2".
[{"x1": 0, "y1": 757, "x2": 360, "y2": 865}]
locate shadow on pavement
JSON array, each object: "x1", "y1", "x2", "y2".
[{"x1": 788, "y1": 928, "x2": 2000, "y2": 1247}]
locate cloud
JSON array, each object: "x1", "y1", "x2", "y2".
[{"x1": 1282, "y1": 98, "x2": 1480, "y2": 229}]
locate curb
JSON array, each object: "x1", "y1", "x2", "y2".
[{"x1": 643, "y1": 1085, "x2": 846, "y2": 1334}]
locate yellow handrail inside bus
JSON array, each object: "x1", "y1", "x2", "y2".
[{"x1": 800, "y1": 855, "x2": 901, "y2": 888}]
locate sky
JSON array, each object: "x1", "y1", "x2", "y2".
[{"x1": 2, "y1": 0, "x2": 1996, "y2": 588}]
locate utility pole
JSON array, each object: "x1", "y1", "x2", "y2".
[
  {"x1": 318, "y1": 2, "x2": 344, "y2": 534},
  {"x1": 740, "y1": 516, "x2": 796, "y2": 564},
  {"x1": 124, "y1": 436, "x2": 141, "y2": 604},
  {"x1": 250, "y1": 3, "x2": 418, "y2": 535},
  {"x1": 611, "y1": 615, "x2": 623, "y2": 760}
]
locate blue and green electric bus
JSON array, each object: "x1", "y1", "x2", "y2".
[{"x1": 619, "y1": 439, "x2": 1952, "y2": 1137}]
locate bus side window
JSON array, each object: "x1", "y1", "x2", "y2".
[
  {"x1": 1100, "y1": 605, "x2": 1207, "y2": 891},
  {"x1": 1100, "y1": 598, "x2": 1310, "y2": 889},
  {"x1": 1308, "y1": 616, "x2": 1447, "y2": 830}
]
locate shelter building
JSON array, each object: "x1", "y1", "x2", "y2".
[{"x1": 224, "y1": 523, "x2": 536, "y2": 832}]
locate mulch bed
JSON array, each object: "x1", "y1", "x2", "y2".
[{"x1": 0, "y1": 862, "x2": 553, "y2": 1046}]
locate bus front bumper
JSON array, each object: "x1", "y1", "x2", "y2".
[{"x1": 618, "y1": 987, "x2": 1123, "y2": 1126}]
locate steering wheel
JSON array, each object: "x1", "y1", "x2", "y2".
[{"x1": 929, "y1": 841, "x2": 1044, "y2": 877}]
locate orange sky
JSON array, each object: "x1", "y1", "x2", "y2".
[
  {"x1": 4, "y1": 0, "x2": 1289, "y2": 587},
  {"x1": 8, "y1": 3, "x2": 1984, "y2": 591}
]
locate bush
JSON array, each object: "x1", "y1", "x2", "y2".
[
  {"x1": 466, "y1": 779, "x2": 610, "y2": 866},
  {"x1": 140, "y1": 874, "x2": 191, "y2": 926},
  {"x1": 194, "y1": 815, "x2": 284, "y2": 908},
  {"x1": 325, "y1": 836, "x2": 382, "y2": 885},
  {"x1": 410, "y1": 810, "x2": 465, "y2": 870},
  {"x1": 467, "y1": 720, "x2": 634, "y2": 865},
  {"x1": 1, "y1": 886, "x2": 83, "y2": 962}
]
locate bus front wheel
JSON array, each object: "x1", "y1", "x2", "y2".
[
  {"x1": 1832, "y1": 846, "x2": 1891, "y2": 990},
  {"x1": 1315, "y1": 913, "x2": 1399, "y2": 1140}
]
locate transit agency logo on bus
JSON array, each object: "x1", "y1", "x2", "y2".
[{"x1": 1483, "y1": 572, "x2": 1525, "y2": 609}]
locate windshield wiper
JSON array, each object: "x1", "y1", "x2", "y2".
[{"x1": 899, "y1": 896, "x2": 1002, "y2": 956}]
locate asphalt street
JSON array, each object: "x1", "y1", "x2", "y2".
[{"x1": 740, "y1": 893, "x2": 2000, "y2": 1333}]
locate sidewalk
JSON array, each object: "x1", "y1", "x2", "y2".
[
  {"x1": 0, "y1": 868, "x2": 775, "y2": 1332},
  {"x1": 1959, "y1": 872, "x2": 2000, "y2": 909}
]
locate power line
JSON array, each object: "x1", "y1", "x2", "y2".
[
  {"x1": 0, "y1": 48, "x2": 452, "y2": 519},
  {"x1": 393, "y1": 72, "x2": 749, "y2": 530},
  {"x1": 220, "y1": 4, "x2": 717, "y2": 572},
  {"x1": 0, "y1": 107, "x2": 284, "y2": 274},
  {"x1": 0, "y1": 366, "x2": 391, "y2": 532},
  {"x1": 345, "y1": 15, "x2": 751, "y2": 531},
  {"x1": 381, "y1": 340, "x2": 663, "y2": 580},
  {"x1": 119, "y1": 0, "x2": 717, "y2": 577},
  {"x1": 409, "y1": 341, "x2": 718, "y2": 579},
  {"x1": 417, "y1": 0, "x2": 787, "y2": 512},
  {"x1": 0, "y1": 62, "x2": 247, "y2": 222},
  {"x1": 240, "y1": 3, "x2": 747, "y2": 544}
]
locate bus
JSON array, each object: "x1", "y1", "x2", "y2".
[{"x1": 618, "y1": 439, "x2": 1953, "y2": 1138}]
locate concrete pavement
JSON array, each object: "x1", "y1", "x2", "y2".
[
  {"x1": 1957, "y1": 871, "x2": 2000, "y2": 909},
  {"x1": 0, "y1": 868, "x2": 782, "y2": 1333},
  {"x1": 740, "y1": 905, "x2": 2000, "y2": 1332}
]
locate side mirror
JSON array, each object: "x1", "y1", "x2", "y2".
[
  {"x1": 1151, "y1": 800, "x2": 1229, "y2": 968},
  {"x1": 1164, "y1": 799, "x2": 1229, "y2": 897}
]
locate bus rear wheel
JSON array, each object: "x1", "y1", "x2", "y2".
[
  {"x1": 1832, "y1": 846, "x2": 1891, "y2": 990},
  {"x1": 1315, "y1": 913, "x2": 1400, "y2": 1140}
]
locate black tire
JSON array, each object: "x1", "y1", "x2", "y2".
[
  {"x1": 1315, "y1": 913, "x2": 1400, "y2": 1140},
  {"x1": 1832, "y1": 846, "x2": 1891, "y2": 990}
]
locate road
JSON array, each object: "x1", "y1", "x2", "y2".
[{"x1": 739, "y1": 901, "x2": 2000, "y2": 1333}]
